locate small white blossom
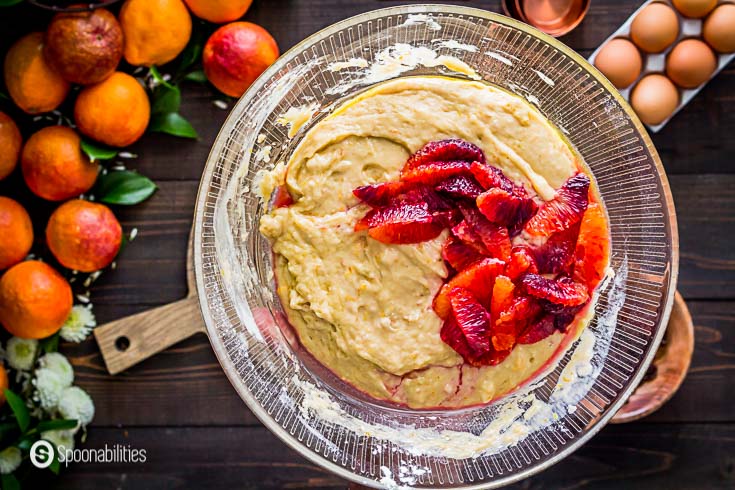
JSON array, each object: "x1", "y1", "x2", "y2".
[
  {"x1": 33, "y1": 369, "x2": 66, "y2": 410},
  {"x1": 0, "y1": 447, "x2": 21, "y2": 474},
  {"x1": 57, "y1": 387, "x2": 95, "y2": 427},
  {"x1": 38, "y1": 353, "x2": 74, "y2": 388},
  {"x1": 60, "y1": 305, "x2": 96, "y2": 343},
  {"x1": 5, "y1": 337, "x2": 38, "y2": 371},
  {"x1": 42, "y1": 429, "x2": 75, "y2": 455}
]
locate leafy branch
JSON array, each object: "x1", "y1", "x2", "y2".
[{"x1": 147, "y1": 66, "x2": 198, "y2": 139}]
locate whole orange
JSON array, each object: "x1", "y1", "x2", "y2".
[
  {"x1": 119, "y1": 0, "x2": 192, "y2": 67},
  {"x1": 0, "y1": 111, "x2": 22, "y2": 181},
  {"x1": 0, "y1": 197, "x2": 33, "y2": 271},
  {"x1": 3, "y1": 32, "x2": 70, "y2": 114},
  {"x1": 0, "y1": 365, "x2": 7, "y2": 405},
  {"x1": 46, "y1": 199, "x2": 122, "y2": 272},
  {"x1": 184, "y1": 0, "x2": 252, "y2": 23},
  {"x1": 202, "y1": 22, "x2": 279, "y2": 98},
  {"x1": 21, "y1": 126, "x2": 99, "y2": 201},
  {"x1": 74, "y1": 72, "x2": 150, "y2": 147},
  {"x1": 0, "y1": 260, "x2": 72, "y2": 339},
  {"x1": 44, "y1": 7, "x2": 123, "y2": 85}
]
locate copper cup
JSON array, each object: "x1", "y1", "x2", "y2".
[{"x1": 502, "y1": 0, "x2": 591, "y2": 37}]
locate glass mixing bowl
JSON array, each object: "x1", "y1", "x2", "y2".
[{"x1": 193, "y1": 5, "x2": 678, "y2": 488}]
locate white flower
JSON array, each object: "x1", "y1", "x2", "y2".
[
  {"x1": 0, "y1": 447, "x2": 21, "y2": 474},
  {"x1": 60, "y1": 305, "x2": 96, "y2": 343},
  {"x1": 57, "y1": 387, "x2": 95, "y2": 427},
  {"x1": 33, "y1": 369, "x2": 66, "y2": 410},
  {"x1": 5, "y1": 337, "x2": 38, "y2": 371},
  {"x1": 37, "y1": 353, "x2": 74, "y2": 388},
  {"x1": 42, "y1": 429, "x2": 76, "y2": 455}
]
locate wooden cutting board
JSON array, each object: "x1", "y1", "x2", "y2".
[{"x1": 94, "y1": 232, "x2": 205, "y2": 375}]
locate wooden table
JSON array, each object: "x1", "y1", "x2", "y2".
[{"x1": 2, "y1": 1, "x2": 733, "y2": 488}]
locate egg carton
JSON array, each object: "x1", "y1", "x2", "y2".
[{"x1": 588, "y1": 0, "x2": 735, "y2": 132}]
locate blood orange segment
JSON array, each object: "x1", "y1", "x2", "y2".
[
  {"x1": 469, "y1": 161, "x2": 515, "y2": 193},
  {"x1": 353, "y1": 181, "x2": 414, "y2": 207},
  {"x1": 518, "y1": 314, "x2": 556, "y2": 344},
  {"x1": 440, "y1": 316, "x2": 511, "y2": 367},
  {"x1": 401, "y1": 185, "x2": 454, "y2": 212},
  {"x1": 449, "y1": 287, "x2": 492, "y2": 355},
  {"x1": 525, "y1": 172, "x2": 590, "y2": 237},
  {"x1": 532, "y1": 222, "x2": 580, "y2": 275},
  {"x1": 459, "y1": 205, "x2": 511, "y2": 262},
  {"x1": 490, "y1": 275, "x2": 515, "y2": 321},
  {"x1": 442, "y1": 237, "x2": 485, "y2": 271},
  {"x1": 356, "y1": 202, "x2": 444, "y2": 244},
  {"x1": 435, "y1": 174, "x2": 484, "y2": 199},
  {"x1": 400, "y1": 161, "x2": 472, "y2": 185},
  {"x1": 476, "y1": 187, "x2": 537, "y2": 232},
  {"x1": 404, "y1": 139, "x2": 485, "y2": 171},
  {"x1": 573, "y1": 203, "x2": 610, "y2": 291},
  {"x1": 506, "y1": 246, "x2": 538, "y2": 280},
  {"x1": 433, "y1": 257, "x2": 505, "y2": 319},
  {"x1": 520, "y1": 273, "x2": 589, "y2": 306},
  {"x1": 451, "y1": 220, "x2": 488, "y2": 255},
  {"x1": 440, "y1": 316, "x2": 474, "y2": 360},
  {"x1": 492, "y1": 295, "x2": 541, "y2": 351}
]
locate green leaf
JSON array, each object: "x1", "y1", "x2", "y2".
[
  {"x1": 1, "y1": 474, "x2": 20, "y2": 490},
  {"x1": 149, "y1": 66, "x2": 174, "y2": 89},
  {"x1": 3, "y1": 390, "x2": 29, "y2": 433},
  {"x1": 39, "y1": 332, "x2": 59, "y2": 353},
  {"x1": 81, "y1": 140, "x2": 118, "y2": 162},
  {"x1": 36, "y1": 419, "x2": 78, "y2": 432},
  {"x1": 0, "y1": 0, "x2": 24, "y2": 7},
  {"x1": 152, "y1": 84, "x2": 181, "y2": 114},
  {"x1": 96, "y1": 170, "x2": 158, "y2": 205},
  {"x1": 183, "y1": 70, "x2": 207, "y2": 84},
  {"x1": 118, "y1": 232, "x2": 129, "y2": 253},
  {"x1": 49, "y1": 447, "x2": 60, "y2": 475},
  {"x1": 176, "y1": 26, "x2": 206, "y2": 78},
  {"x1": 149, "y1": 112, "x2": 198, "y2": 139}
]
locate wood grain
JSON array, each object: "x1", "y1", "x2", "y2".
[
  {"x1": 1, "y1": 0, "x2": 733, "y2": 488},
  {"x1": 35, "y1": 424, "x2": 735, "y2": 490},
  {"x1": 93, "y1": 231, "x2": 204, "y2": 374},
  {"x1": 94, "y1": 296, "x2": 204, "y2": 375}
]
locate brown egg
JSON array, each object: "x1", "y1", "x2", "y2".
[
  {"x1": 672, "y1": 0, "x2": 717, "y2": 18},
  {"x1": 630, "y1": 3, "x2": 680, "y2": 53},
  {"x1": 666, "y1": 39, "x2": 717, "y2": 88},
  {"x1": 704, "y1": 4, "x2": 735, "y2": 53},
  {"x1": 631, "y1": 74, "x2": 679, "y2": 125},
  {"x1": 594, "y1": 38, "x2": 643, "y2": 89}
]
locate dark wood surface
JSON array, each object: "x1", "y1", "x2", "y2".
[{"x1": 1, "y1": 0, "x2": 733, "y2": 488}]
